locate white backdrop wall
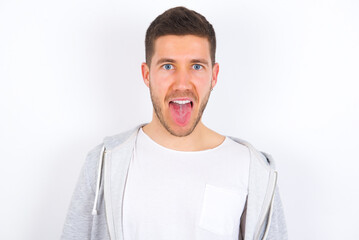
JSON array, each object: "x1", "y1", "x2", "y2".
[{"x1": 1, "y1": 0, "x2": 358, "y2": 239}]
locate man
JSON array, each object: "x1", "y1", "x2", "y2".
[{"x1": 61, "y1": 6, "x2": 288, "y2": 240}]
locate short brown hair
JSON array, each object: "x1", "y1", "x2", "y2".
[{"x1": 145, "y1": 6, "x2": 216, "y2": 67}]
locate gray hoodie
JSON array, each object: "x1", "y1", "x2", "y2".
[{"x1": 61, "y1": 124, "x2": 288, "y2": 240}]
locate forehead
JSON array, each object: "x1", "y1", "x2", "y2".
[{"x1": 152, "y1": 35, "x2": 211, "y2": 61}]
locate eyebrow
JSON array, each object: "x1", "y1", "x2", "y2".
[
  {"x1": 190, "y1": 58, "x2": 209, "y2": 66},
  {"x1": 156, "y1": 58, "x2": 176, "y2": 66},
  {"x1": 155, "y1": 58, "x2": 210, "y2": 66}
]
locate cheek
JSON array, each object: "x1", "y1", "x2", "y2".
[
  {"x1": 150, "y1": 74, "x2": 171, "y2": 96},
  {"x1": 151, "y1": 69, "x2": 172, "y2": 82},
  {"x1": 192, "y1": 72, "x2": 212, "y2": 91}
]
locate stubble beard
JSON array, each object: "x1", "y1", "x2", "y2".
[{"x1": 149, "y1": 81, "x2": 212, "y2": 137}]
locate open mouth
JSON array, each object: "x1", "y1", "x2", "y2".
[
  {"x1": 168, "y1": 99, "x2": 193, "y2": 126},
  {"x1": 169, "y1": 99, "x2": 193, "y2": 107}
]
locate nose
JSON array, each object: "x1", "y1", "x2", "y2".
[{"x1": 172, "y1": 68, "x2": 192, "y2": 91}]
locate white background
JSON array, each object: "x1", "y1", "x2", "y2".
[{"x1": 1, "y1": 0, "x2": 358, "y2": 239}]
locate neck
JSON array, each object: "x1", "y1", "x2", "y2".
[{"x1": 142, "y1": 114, "x2": 225, "y2": 152}]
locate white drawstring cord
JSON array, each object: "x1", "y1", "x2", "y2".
[
  {"x1": 92, "y1": 145, "x2": 105, "y2": 215},
  {"x1": 262, "y1": 171, "x2": 278, "y2": 240}
]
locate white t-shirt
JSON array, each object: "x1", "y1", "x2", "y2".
[{"x1": 123, "y1": 128, "x2": 250, "y2": 240}]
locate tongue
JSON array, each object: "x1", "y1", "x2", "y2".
[{"x1": 169, "y1": 102, "x2": 192, "y2": 126}]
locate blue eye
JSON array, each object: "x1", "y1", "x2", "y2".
[
  {"x1": 193, "y1": 64, "x2": 203, "y2": 70},
  {"x1": 163, "y1": 64, "x2": 174, "y2": 70}
]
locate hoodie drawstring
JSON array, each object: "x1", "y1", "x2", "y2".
[
  {"x1": 92, "y1": 145, "x2": 105, "y2": 215},
  {"x1": 260, "y1": 171, "x2": 278, "y2": 239}
]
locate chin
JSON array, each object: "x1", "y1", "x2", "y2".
[{"x1": 165, "y1": 119, "x2": 197, "y2": 137}]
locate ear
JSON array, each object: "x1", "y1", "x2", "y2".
[
  {"x1": 211, "y1": 62, "x2": 219, "y2": 90},
  {"x1": 141, "y1": 62, "x2": 150, "y2": 88}
]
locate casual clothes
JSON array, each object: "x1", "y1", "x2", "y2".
[{"x1": 61, "y1": 124, "x2": 288, "y2": 240}]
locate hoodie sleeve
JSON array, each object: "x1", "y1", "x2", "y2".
[
  {"x1": 61, "y1": 144, "x2": 102, "y2": 240},
  {"x1": 266, "y1": 186, "x2": 288, "y2": 240}
]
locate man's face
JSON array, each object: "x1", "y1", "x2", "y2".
[{"x1": 142, "y1": 35, "x2": 219, "y2": 137}]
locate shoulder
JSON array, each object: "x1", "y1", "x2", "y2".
[
  {"x1": 226, "y1": 136, "x2": 277, "y2": 170},
  {"x1": 86, "y1": 124, "x2": 142, "y2": 159},
  {"x1": 102, "y1": 124, "x2": 142, "y2": 150}
]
